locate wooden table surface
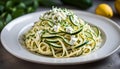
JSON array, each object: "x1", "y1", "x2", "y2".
[{"x1": 0, "y1": 0, "x2": 120, "y2": 69}]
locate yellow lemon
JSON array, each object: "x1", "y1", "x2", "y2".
[
  {"x1": 95, "y1": 3, "x2": 113, "y2": 18},
  {"x1": 115, "y1": 0, "x2": 120, "y2": 16}
]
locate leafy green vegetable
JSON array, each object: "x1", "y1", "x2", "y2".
[
  {"x1": 17, "y1": 2, "x2": 26, "y2": 9},
  {"x1": 6, "y1": 1, "x2": 13, "y2": 8},
  {"x1": 27, "y1": 6, "x2": 35, "y2": 13},
  {"x1": 6, "y1": 14, "x2": 12, "y2": 23},
  {"x1": 0, "y1": 0, "x2": 39, "y2": 31}
]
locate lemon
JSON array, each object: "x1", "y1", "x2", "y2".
[
  {"x1": 95, "y1": 3, "x2": 113, "y2": 18},
  {"x1": 115, "y1": 0, "x2": 120, "y2": 16}
]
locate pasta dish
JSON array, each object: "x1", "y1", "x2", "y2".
[{"x1": 23, "y1": 7, "x2": 102, "y2": 58}]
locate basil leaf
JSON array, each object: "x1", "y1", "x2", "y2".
[
  {"x1": 6, "y1": 0, "x2": 13, "y2": 8},
  {"x1": 27, "y1": 6, "x2": 35, "y2": 13},
  {"x1": 18, "y1": 2, "x2": 26, "y2": 9},
  {"x1": 6, "y1": 14, "x2": 12, "y2": 23},
  {"x1": 11, "y1": 7, "x2": 17, "y2": 12}
]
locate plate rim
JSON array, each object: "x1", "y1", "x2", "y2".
[{"x1": 1, "y1": 10, "x2": 120, "y2": 65}]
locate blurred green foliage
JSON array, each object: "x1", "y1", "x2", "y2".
[{"x1": 0, "y1": 0, "x2": 39, "y2": 31}]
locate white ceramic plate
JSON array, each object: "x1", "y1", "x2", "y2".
[{"x1": 1, "y1": 10, "x2": 120, "y2": 65}]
